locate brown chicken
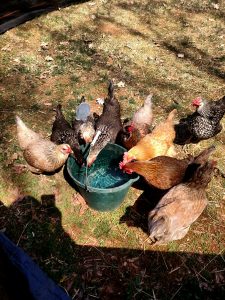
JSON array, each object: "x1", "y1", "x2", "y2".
[
  {"x1": 119, "y1": 109, "x2": 177, "y2": 168},
  {"x1": 117, "y1": 123, "x2": 142, "y2": 150},
  {"x1": 16, "y1": 116, "x2": 72, "y2": 173},
  {"x1": 148, "y1": 160, "x2": 216, "y2": 244},
  {"x1": 121, "y1": 145, "x2": 215, "y2": 190},
  {"x1": 122, "y1": 156, "x2": 193, "y2": 189}
]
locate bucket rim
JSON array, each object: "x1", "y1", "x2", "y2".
[{"x1": 66, "y1": 143, "x2": 139, "y2": 193}]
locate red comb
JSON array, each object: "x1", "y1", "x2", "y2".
[{"x1": 192, "y1": 97, "x2": 202, "y2": 106}]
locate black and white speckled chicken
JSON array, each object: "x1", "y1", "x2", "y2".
[
  {"x1": 174, "y1": 95, "x2": 225, "y2": 145},
  {"x1": 86, "y1": 80, "x2": 123, "y2": 167},
  {"x1": 50, "y1": 104, "x2": 83, "y2": 165}
]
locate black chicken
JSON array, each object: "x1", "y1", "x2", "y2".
[
  {"x1": 50, "y1": 104, "x2": 83, "y2": 165},
  {"x1": 86, "y1": 81, "x2": 123, "y2": 167},
  {"x1": 174, "y1": 95, "x2": 225, "y2": 145}
]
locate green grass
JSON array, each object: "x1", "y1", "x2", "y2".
[{"x1": 0, "y1": 0, "x2": 225, "y2": 299}]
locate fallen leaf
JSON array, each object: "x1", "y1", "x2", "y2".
[
  {"x1": 45, "y1": 56, "x2": 54, "y2": 62},
  {"x1": 11, "y1": 152, "x2": 18, "y2": 160},
  {"x1": 117, "y1": 81, "x2": 125, "y2": 87},
  {"x1": 12, "y1": 164, "x2": 27, "y2": 174},
  {"x1": 59, "y1": 41, "x2": 69, "y2": 46},
  {"x1": 72, "y1": 193, "x2": 88, "y2": 215},
  {"x1": 43, "y1": 102, "x2": 52, "y2": 106},
  {"x1": 212, "y1": 3, "x2": 219, "y2": 9},
  {"x1": 96, "y1": 98, "x2": 105, "y2": 105},
  {"x1": 40, "y1": 42, "x2": 48, "y2": 50}
]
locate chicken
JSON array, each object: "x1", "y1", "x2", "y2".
[
  {"x1": 72, "y1": 96, "x2": 95, "y2": 145},
  {"x1": 117, "y1": 94, "x2": 153, "y2": 149},
  {"x1": 174, "y1": 95, "x2": 225, "y2": 145},
  {"x1": 121, "y1": 156, "x2": 193, "y2": 189},
  {"x1": 122, "y1": 145, "x2": 215, "y2": 189},
  {"x1": 116, "y1": 123, "x2": 142, "y2": 150},
  {"x1": 50, "y1": 104, "x2": 83, "y2": 165},
  {"x1": 16, "y1": 116, "x2": 72, "y2": 173},
  {"x1": 86, "y1": 80, "x2": 123, "y2": 167},
  {"x1": 131, "y1": 94, "x2": 153, "y2": 136},
  {"x1": 119, "y1": 109, "x2": 177, "y2": 167},
  {"x1": 148, "y1": 160, "x2": 216, "y2": 244},
  {"x1": 183, "y1": 145, "x2": 216, "y2": 181}
]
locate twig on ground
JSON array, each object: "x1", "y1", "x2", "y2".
[
  {"x1": 170, "y1": 285, "x2": 182, "y2": 300},
  {"x1": 198, "y1": 249, "x2": 224, "y2": 274},
  {"x1": 160, "y1": 252, "x2": 169, "y2": 270},
  {"x1": 16, "y1": 221, "x2": 30, "y2": 246},
  {"x1": 152, "y1": 289, "x2": 157, "y2": 300}
]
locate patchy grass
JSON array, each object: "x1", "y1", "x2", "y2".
[{"x1": 0, "y1": 0, "x2": 225, "y2": 299}]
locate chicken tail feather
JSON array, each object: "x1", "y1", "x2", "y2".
[
  {"x1": 149, "y1": 215, "x2": 168, "y2": 244},
  {"x1": 167, "y1": 109, "x2": 177, "y2": 122},
  {"x1": 193, "y1": 145, "x2": 216, "y2": 165},
  {"x1": 108, "y1": 80, "x2": 114, "y2": 100},
  {"x1": 55, "y1": 104, "x2": 63, "y2": 119}
]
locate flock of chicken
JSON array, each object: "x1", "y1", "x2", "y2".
[{"x1": 16, "y1": 81, "x2": 225, "y2": 244}]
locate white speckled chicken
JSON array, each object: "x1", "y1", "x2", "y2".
[{"x1": 16, "y1": 116, "x2": 72, "y2": 174}]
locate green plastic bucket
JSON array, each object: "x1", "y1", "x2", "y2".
[{"x1": 66, "y1": 143, "x2": 139, "y2": 212}]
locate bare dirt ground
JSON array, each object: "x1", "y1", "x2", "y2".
[{"x1": 0, "y1": 1, "x2": 225, "y2": 299}]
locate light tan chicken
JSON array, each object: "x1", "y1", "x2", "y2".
[
  {"x1": 148, "y1": 160, "x2": 216, "y2": 244},
  {"x1": 16, "y1": 116, "x2": 72, "y2": 173},
  {"x1": 119, "y1": 109, "x2": 177, "y2": 167},
  {"x1": 131, "y1": 94, "x2": 153, "y2": 137}
]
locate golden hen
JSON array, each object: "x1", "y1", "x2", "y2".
[
  {"x1": 148, "y1": 160, "x2": 216, "y2": 244},
  {"x1": 122, "y1": 156, "x2": 193, "y2": 189},
  {"x1": 16, "y1": 116, "x2": 72, "y2": 173},
  {"x1": 120, "y1": 109, "x2": 177, "y2": 167},
  {"x1": 121, "y1": 145, "x2": 215, "y2": 190}
]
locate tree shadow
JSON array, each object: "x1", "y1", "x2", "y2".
[
  {"x1": 162, "y1": 41, "x2": 225, "y2": 80},
  {"x1": 0, "y1": 196, "x2": 224, "y2": 300}
]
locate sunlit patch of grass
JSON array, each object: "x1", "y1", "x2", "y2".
[
  {"x1": 168, "y1": 241, "x2": 180, "y2": 252},
  {"x1": 0, "y1": 0, "x2": 225, "y2": 298}
]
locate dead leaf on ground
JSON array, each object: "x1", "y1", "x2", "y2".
[
  {"x1": 72, "y1": 193, "x2": 89, "y2": 215},
  {"x1": 12, "y1": 163, "x2": 27, "y2": 174}
]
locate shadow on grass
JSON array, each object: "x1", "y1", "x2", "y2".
[
  {"x1": 120, "y1": 183, "x2": 168, "y2": 234},
  {"x1": 0, "y1": 1, "x2": 91, "y2": 34},
  {"x1": 0, "y1": 195, "x2": 224, "y2": 300},
  {"x1": 161, "y1": 41, "x2": 225, "y2": 80}
]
